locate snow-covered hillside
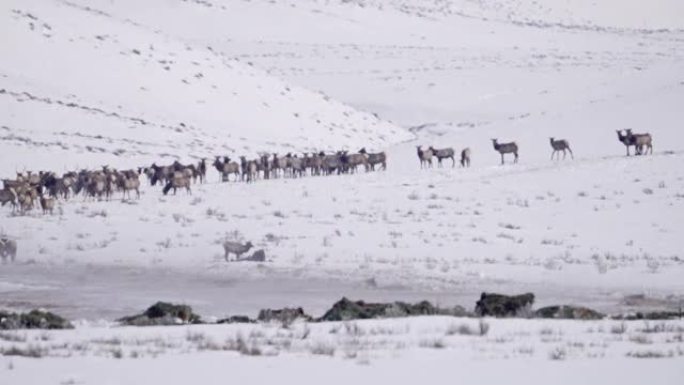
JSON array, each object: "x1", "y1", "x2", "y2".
[
  {"x1": 0, "y1": 0, "x2": 411, "y2": 175},
  {"x1": 1, "y1": 1, "x2": 683, "y2": 383}
]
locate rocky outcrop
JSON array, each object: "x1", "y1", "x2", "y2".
[
  {"x1": 475, "y1": 292, "x2": 535, "y2": 317},
  {"x1": 535, "y1": 305, "x2": 603, "y2": 320},
  {"x1": 257, "y1": 307, "x2": 312, "y2": 324},
  {"x1": 118, "y1": 302, "x2": 202, "y2": 326},
  {"x1": 217, "y1": 315, "x2": 256, "y2": 324},
  {"x1": 318, "y1": 297, "x2": 466, "y2": 322},
  {"x1": 0, "y1": 309, "x2": 73, "y2": 330}
]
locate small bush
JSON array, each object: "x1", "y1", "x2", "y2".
[{"x1": 549, "y1": 347, "x2": 567, "y2": 360}]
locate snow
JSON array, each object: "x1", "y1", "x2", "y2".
[
  {"x1": 1, "y1": 0, "x2": 684, "y2": 383},
  {"x1": 1, "y1": 317, "x2": 684, "y2": 384}
]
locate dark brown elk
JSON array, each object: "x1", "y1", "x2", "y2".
[
  {"x1": 616, "y1": 130, "x2": 637, "y2": 156},
  {"x1": 460, "y1": 148, "x2": 471, "y2": 168},
  {"x1": 0, "y1": 188, "x2": 17, "y2": 211},
  {"x1": 549, "y1": 138, "x2": 573, "y2": 160},
  {"x1": 491, "y1": 139, "x2": 518, "y2": 165},
  {"x1": 197, "y1": 159, "x2": 207, "y2": 183}
]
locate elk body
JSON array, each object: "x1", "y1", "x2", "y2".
[
  {"x1": 416, "y1": 146, "x2": 433, "y2": 168},
  {"x1": 491, "y1": 139, "x2": 519, "y2": 165},
  {"x1": 0, "y1": 238, "x2": 17, "y2": 263},
  {"x1": 359, "y1": 148, "x2": 386, "y2": 171},
  {"x1": 223, "y1": 241, "x2": 254, "y2": 261},
  {"x1": 39, "y1": 195, "x2": 55, "y2": 215},
  {"x1": 162, "y1": 172, "x2": 191, "y2": 195},
  {"x1": 549, "y1": 138, "x2": 574, "y2": 160},
  {"x1": 429, "y1": 147, "x2": 456, "y2": 167},
  {"x1": 460, "y1": 148, "x2": 471, "y2": 168},
  {"x1": 625, "y1": 129, "x2": 653, "y2": 155}
]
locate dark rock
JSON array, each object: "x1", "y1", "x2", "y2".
[
  {"x1": 118, "y1": 302, "x2": 202, "y2": 326},
  {"x1": 475, "y1": 292, "x2": 535, "y2": 317},
  {"x1": 257, "y1": 307, "x2": 312, "y2": 324},
  {"x1": 217, "y1": 315, "x2": 256, "y2": 324},
  {"x1": 318, "y1": 297, "x2": 466, "y2": 322},
  {"x1": 0, "y1": 309, "x2": 73, "y2": 330},
  {"x1": 535, "y1": 305, "x2": 603, "y2": 320},
  {"x1": 239, "y1": 249, "x2": 265, "y2": 262}
]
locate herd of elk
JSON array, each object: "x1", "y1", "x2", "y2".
[
  {"x1": 0, "y1": 148, "x2": 389, "y2": 213},
  {"x1": 210, "y1": 149, "x2": 387, "y2": 183},
  {"x1": 0, "y1": 129, "x2": 657, "y2": 215},
  {"x1": 417, "y1": 129, "x2": 653, "y2": 168}
]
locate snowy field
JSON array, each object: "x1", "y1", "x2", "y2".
[{"x1": 1, "y1": 0, "x2": 684, "y2": 383}]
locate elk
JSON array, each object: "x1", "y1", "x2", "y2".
[
  {"x1": 39, "y1": 195, "x2": 55, "y2": 215},
  {"x1": 616, "y1": 130, "x2": 637, "y2": 156},
  {"x1": 213, "y1": 157, "x2": 240, "y2": 182},
  {"x1": 223, "y1": 241, "x2": 254, "y2": 261},
  {"x1": 0, "y1": 237, "x2": 17, "y2": 263},
  {"x1": 359, "y1": 148, "x2": 386, "y2": 171},
  {"x1": 240, "y1": 156, "x2": 259, "y2": 182},
  {"x1": 197, "y1": 159, "x2": 207, "y2": 183},
  {"x1": 491, "y1": 139, "x2": 519, "y2": 165},
  {"x1": 625, "y1": 129, "x2": 653, "y2": 155},
  {"x1": 460, "y1": 148, "x2": 471, "y2": 168},
  {"x1": 416, "y1": 146, "x2": 433, "y2": 168},
  {"x1": 341, "y1": 151, "x2": 369, "y2": 173},
  {"x1": 322, "y1": 152, "x2": 345, "y2": 175},
  {"x1": 162, "y1": 172, "x2": 191, "y2": 195},
  {"x1": 286, "y1": 154, "x2": 305, "y2": 178},
  {"x1": 549, "y1": 138, "x2": 574, "y2": 160},
  {"x1": 260, "y1": 155, "x2": 271, "y2": 180},
  {"x1": 429, "y1": 146, "x2": 456, "y2": 167},
  {"x1": 0, "y1": 188, "x2": 17, "y2": 211},
  {"x1": 116, "y1": 172, "x2": 141, "y2": 200},
  {"x1": 271, "y1": 154, "x2": 286, "y2": 179}
]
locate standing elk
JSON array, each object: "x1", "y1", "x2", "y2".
[
  {"x1": 116, "y1": 172, "x2": 141, "y2": 200},
  {"x1": 162, "y1": 172, "x2": 191, "y2": 195},
  {"x1": 0, "y1": 188, "x2": 17, "y2": 211},
  {"x1": 429, "y1": 146, "x2": 456, "y2": 167},
  {"x1": 549, "y1": 138, "x2": 574, "y2": 160},
  {"x1": 416, "y1": 146, "x2": 433, "y2": 168},
  {"x1": 616, "y1": 130, "x2": 637, "y2": 156},
  {"x1": 0, "y1": 237, "x2": 17, "y2": 263},
  {"x1": 625, "y1": 129, "x2": 653, "y2": 155},
  {"x1": 359, "y1": 148, "x2": 386, "y2": 171},
  {"x1": 491, "y1": 139, "x2": 519, "y2": 165},
  {"x1": 223, "y1": 241, "x2": 254, "y2": 261},
  {"x1": 341, "y1": 151, "x2": 369, "y2": 174},
  {"x1": 213, "y1": 157, "x2": 240, "y2": 182},
  {"x1": 39, "y1": 194, "x2": 55, "y2": 215},
  {"x1": 460, "y1": 148, "x2": 471, "y2": 168}
]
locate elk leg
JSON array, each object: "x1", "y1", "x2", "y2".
[{"x1": 514, "y1": 152, "x2": 519, "y2": 163}]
